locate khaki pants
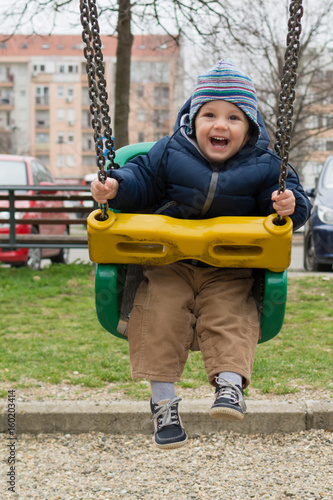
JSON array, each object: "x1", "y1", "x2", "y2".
[{"x1": 127, "y1": 262, "x2": 260, "y2": 388}]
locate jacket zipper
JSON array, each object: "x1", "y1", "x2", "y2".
[
  {"x1": 154, "y1": 200, "x2": 179, "y2": 214},
  {"x1": 200, "y1": 164, "x2": 220, "y2": 216}
]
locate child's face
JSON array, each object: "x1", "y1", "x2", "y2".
[{"x1": 194, "y1": 100, "x2": 250, "y2": 163}]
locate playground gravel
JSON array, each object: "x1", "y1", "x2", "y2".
[{"x1": 1, "y1": 429, "x2": 332, "y2": 499}]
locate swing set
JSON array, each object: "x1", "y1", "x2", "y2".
[{"x1": 79, "y1": 0, "x2": 304, "y2": 345}]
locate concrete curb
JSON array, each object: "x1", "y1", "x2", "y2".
[{"x1": 1, "y1": 399, "x2": 332, "y2": 436}]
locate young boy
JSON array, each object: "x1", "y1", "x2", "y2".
[{"x1": 91, "y1": 60, "x2": 311, "y2": 450}]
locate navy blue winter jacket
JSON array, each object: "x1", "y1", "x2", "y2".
[{"x1": 107, "y1": 99, "x2": 311, "y2": 231}]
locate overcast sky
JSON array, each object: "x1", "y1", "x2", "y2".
[
  {"x1": 0, "y1": 0, "x2": 85, "y2": 35},
  {"x1": 0, "y1": 0, "x2": 160, "y2": 35}
]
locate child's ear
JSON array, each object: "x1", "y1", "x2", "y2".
[
  {"x1": 247, "y1": 122, "x2": 258, "y2": 146},
  {"x1": 240, "y1": 134, "x2": 250, "y2": 150},
  {"x1": 190, "y1": 123, "x2": 196, "y2": 138},
  {"x1": 241, "y1": 125, "x2": 251, "y2": 148}
]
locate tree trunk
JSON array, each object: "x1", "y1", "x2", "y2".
[{"x1": 114, "y1": 0, "x2": 133, "y2": 148}]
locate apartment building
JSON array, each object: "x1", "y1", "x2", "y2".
[{"x1": 0, "y1": 34, "x2": 183, "y2": 181}]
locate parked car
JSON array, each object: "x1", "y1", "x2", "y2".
[
  {"x1": 0, "y1": 154, "x2": 69, "y2": 270},
  {"x1": 304, "y1": 156, "x2": 333, "y2": 271},
  {"x1": 82, "y1": 173, "x2": 97, "y2": 206},
  {"x1": 83, "y1": 172, "x2": 98, "y2": 186}
]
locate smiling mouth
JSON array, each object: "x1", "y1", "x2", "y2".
[{"x1": 210, "y1": 137, "x2": 229, "y2": 147}]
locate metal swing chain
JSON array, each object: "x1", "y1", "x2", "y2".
[
  {"x1": 274, "y1": 0, "x2": 304, "y2": 225},
  {"x1": 80, "y1": 0, "x2": 116, "y2": 220}
]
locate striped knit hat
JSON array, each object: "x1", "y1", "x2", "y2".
[{"x1": 187, "y1": 59, "x2": 260, "y2": 145}]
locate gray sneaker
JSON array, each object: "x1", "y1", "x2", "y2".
[
  {"x1": 210, "y1": 378, "x2": 247, "y2": 421},
  {"x1": 151, "y1": 397, "x2": 188, "y2": 449}
]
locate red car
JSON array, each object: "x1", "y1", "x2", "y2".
[{"x1": 0, "y1": 154, "x2": 69, "y2": 269}]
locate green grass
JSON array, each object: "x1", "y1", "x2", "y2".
[
  {"x1": 0, "y1": 264, "x2": 332, "y2": 399},
  {"x1": 253, "y1": 276, "x2": 333, "y2": 394}
]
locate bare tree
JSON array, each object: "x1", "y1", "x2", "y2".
[
  {"x1": 194, "y1": 0, "x2": 333, "y2": 176},
  {"x1": 113, "y1": 0, "x2": 133, "y2": 147},
  {"x1": 0, "y1": 133, "x2": 12, "y2": 154}
]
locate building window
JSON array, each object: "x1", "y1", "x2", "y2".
[
  {"x1": 68, "y1": 65, "x2": 78, "y2": 73},
  {"x1": 57, "y1": 133, "x2": 65, "y2": 144},
  {"x1": 154, "y1": 86, "x2": 169, "y2": 106},
  {"x1": 68, "y1": 133, "x2": 74, "y2": 143},
  {"x1": 57, "y1": 108, "x2": 65, "y2": 121},
  {"x1": 57, "y1": 154, "x2": 65, "y2": 168},
  {"x1": 67, "y1": 108, "x2": 75, "y2": 125},
  {"x1": 57, "y1": 86, "x2": 64, "y2": 98},
  {"x1": 314, "y1": 139, "x2": 326, "y2": 151},
  {"x1": 326, "y1": 140, "x2": 333, "y2": 151},
  {"x1": 131, "y1": 61, "x2": 170, "y2": 84},
  {"x1": 0, "y1": 89, "x2": 11, "y2": 104},
  {"x1": 67, "y1": 87, "x2": 74, "y2": 103},
  {"x1": 138, "y1": 132, "x2": 145, "y2": 142},
  {"x1": 137, "y1": 109, "x2": 145, "y2": 121},
  {"x1": 153, "y1": 109, "x2": 169, "y2": 128},
  {"x1": 41, "y1": 44, "x2": 50, "y2": 49},
  {"x1": 58, "y1": 64, "x2": 78, "y2": 74},
  {"x1": 33, "y1": 64, "x2": 46, "y2": 74},
  {"x1": 35, "y1": 86, "x2": 49, "y2": 105},
  {"x1": 82, "y1": 156, "x2": 95, "y2": 167},
  {"x1": 67, "y1": 155, "x2": 75, "y2": 168},
  {"x1": 82, "y1": 111, "x2": 91, "y2": 128},
  {"x1": 35, "y1": 133, "x2": 49, "y2": 143},
  {"x1": 326, "y1": 116, "x2": 333, "y2": 128},
  {"x1": 137, "y1": 86, "x2": 144, "y2": 98}
]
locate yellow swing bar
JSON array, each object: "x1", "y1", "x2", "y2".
[{"x1": 87, "y1": 210, "x2": 292, "y2": 273}]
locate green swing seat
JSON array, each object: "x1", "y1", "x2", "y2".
[{"x1": 88, "y1": 143, "x2": 291, "y2": 345}]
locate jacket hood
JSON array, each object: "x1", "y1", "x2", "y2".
[{"x1": 175, "y1": 97, "x2": 271, "y2": 150}]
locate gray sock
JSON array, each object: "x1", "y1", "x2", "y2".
[
  {"x1": 217, "y1": 371, "x2": 243, "y2": 387},
  {"x1": 150, "y1": 381, "x2": 176, "y2": 404}
]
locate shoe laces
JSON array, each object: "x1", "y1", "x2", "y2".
[
  {"x1": 152, "y1": 396, "x2": 182, "y2": 428},
  {"x1": 214, "y1": 377, "x2": 247, "y2": 412}
]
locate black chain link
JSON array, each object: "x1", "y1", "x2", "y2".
[
  {"x1": 80, "y1": 0, "x2": 116, "y2": 220},
  {"x1": 274, "y1": 0, "x2": 304, "y2": 225}
]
